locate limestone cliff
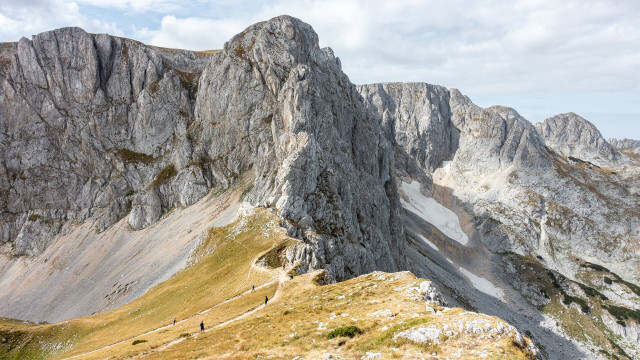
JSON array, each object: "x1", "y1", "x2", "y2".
[
  {"x1": 535, "y1": 112, "x2": 620, "y2": 167},
  {"x1": 0, "y1": 16, "x2": 404, "y2": 281}
]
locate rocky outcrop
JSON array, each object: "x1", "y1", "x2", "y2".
[
  {"x1": 0, "y1": 16, "x2": 404, "y2": 280},
  {"x1": 0, "y1": 27, "x2": 208, "y2": 255},
  {"x1": 535, "y1": 112, "x2": 620, "y2": 167},
  {"x1": 610, "y1": 138, "x2": 640, "y2": 155},
  {"x1": 358, "y1": 83, "x2": 457, "y2": 173},
  {"x1": 187, "y1": 16, "x2": 405, "y2": 280},
  {"x1": 419, "y1": 280, "x2": 447, "y2": 308},
  {"x1": 359, "y1": 83, "x2": 640, "y2": 359}
]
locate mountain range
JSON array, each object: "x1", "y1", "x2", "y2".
[{"x1": 1, "y1": 15, "x2": 639, "y2": 360}]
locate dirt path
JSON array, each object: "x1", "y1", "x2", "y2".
[
  {"x1": 62, "y1": 256, "x2": 289, "y2": 359},
  {"x1": 149, "y1": 263, "x2": 292, "y2": 355}
]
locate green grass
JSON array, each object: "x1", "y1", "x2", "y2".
[{"x1": 327, "y1": 326, "x2": 363, "y2": 339}]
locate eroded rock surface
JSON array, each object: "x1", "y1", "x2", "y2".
[
  {"x1": 0, "y1": 16, "x2": 405, "y2": 283},
  {"x1": 535, "y1": 112, "x2": 621, "y2": 167}
]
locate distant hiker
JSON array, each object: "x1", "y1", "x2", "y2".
[
  {"x1": 252, "y1": 284, "x2": 255, "y2": 292},
  {"x1": 282, "y1": 263, "x2": 285, "y2": 270},
  {"x1": 173, "y1": 317, "x2": 176, "y2": 326},
  {"x1": 200, "y1": 321, "x2": 204, "y2": 332},
  {"x1": 265, "y1": 296, "x2": 268, "y2": 306}
]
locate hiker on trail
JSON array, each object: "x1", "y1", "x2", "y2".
[
  {"x1": 173, "y1": 317, "x2": 176, "y2": 326},
  {"x1": 252, "y1": 284, "x2": 255, "y2": 292},
  {"x1": 265, "y1": 296, "x2": 268, "y2": 306},
  {"x1": 200, "y1": 321, "x2": 204, "y2": 332}
]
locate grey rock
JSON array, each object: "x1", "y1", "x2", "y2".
[
  {"x1": 535, "y1": 112, "x2": 620, "y2": 167},
  {"x1": 419, "y1": 280, "x2": 447, "y2": 307},
  {"x1": 609, "y1": 138, "x2": 640, "y2": 149},
  {"x1": 358, "y1": 83, "x2": 458, "y2": 173},
  {"x1": 0, "y1": 26, "x2": 205, "y2": 248},
  {"x1": 0, "y1": 17, "x2": 405, "y2": 282}
]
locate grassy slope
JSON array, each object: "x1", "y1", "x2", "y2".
[
  {"x1": 2, "y1": 209, "x2": 537, "y2": 359},
  {"x1": 1, "y1": 209, "x2": 290, "y2": 359},
  {"x1": 147, "y1": 271, "x2": 536, "y2": 360}
]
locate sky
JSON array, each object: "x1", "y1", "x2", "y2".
[{"x1": 1, "y1": 0, "x2": 639, "y2": 140}]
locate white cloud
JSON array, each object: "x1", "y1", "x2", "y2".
[
  {"x1": 1, "y1": 0, "x2": 639, "y2": 138},
  {"x1": 137, "y1": 15, "x2": 248, "y2": 50},
  {"x1": 0, "y1": 0, "x2": 121, "y2": 41},
  {"x1": 76, "y1": 0, "x2": 182, "y2": 13}
]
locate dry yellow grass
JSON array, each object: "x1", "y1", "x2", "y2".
[
  {"x1": 1, "y1": 208, "x2": 292, "y2": 359},
  {"x1": 131, "y1": 272, "x2": 537, "y2": 360},
  {"x1": 2, "y1": 210, "x2": 536, "y2": 360}
]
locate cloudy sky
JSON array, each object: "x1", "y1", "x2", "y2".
[{"x1": 1, "y1": 0, "x2": 639, "y2": 139}]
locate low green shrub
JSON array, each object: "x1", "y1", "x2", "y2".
[
  {"x1": 578, "y1": 283, "x2": 608, "y2": 301},
  {"x1": 132, "y1": 339, "x2": 147, "y2": 345},
  {"x1": 149, "y1": 163, "x2": 178, "y2": 189},
  {"x1": 562, "y1": 294, "x2": 589, "y2": 314},
  {"x1": 327, "y1": 325, "x2": 363, "y2": 339},
  {"x1": 117, "y1": 149, "x2": 154, "y2": 164},
  {"x1": 604, "y1": 305, "x2": 640, "y2": 324}
]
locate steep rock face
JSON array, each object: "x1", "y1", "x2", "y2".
[
  {"x1": 189, "y1": 17, "x2": 404, "y2": 279},
  {"x1": 358, "y1": 83, "x2": 457, "y2": 173},
  {"x1": 359, "y1": 82, "x2": 640, "y2": 284},
  {"x1": 0, "y1": 17, "x2": 404, "y2": 281},
  {"x1": 0, "y1": 27, "x2": 208, "y2": 255},
  {"x1": 535, "y1": 112, "x2": 620, "y2": 167}
]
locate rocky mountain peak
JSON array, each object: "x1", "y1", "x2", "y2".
[
  {"x1": 535, "y1": 112, "x2": 619, "y2": 166},
  {"x1": 1, "y1": 15, "x2": 403, "y2": 281},
  {"x1": 225, "y1": 16, "x2": 319, "y2": 68}
]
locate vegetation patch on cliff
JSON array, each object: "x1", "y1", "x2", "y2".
[
  {"x1": 148, "y1": 163, "x2": 178, "y2": 189},
  {"x1": 116, "y1": 149, "x2": 155, "y2": 165}
]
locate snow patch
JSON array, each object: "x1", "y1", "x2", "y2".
[
  {"x1": 459, "y1": 267, "x2": 505, "y2": 301},
  {"x1": 417, "y1": 234, "x2": 439, "y2": 251},
  {"x1": 400, "y1": 181, "x2": 469, "y2": 245},
  {"x1": 442, "y1": 161, "x2": 451, "y2": 173}
]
